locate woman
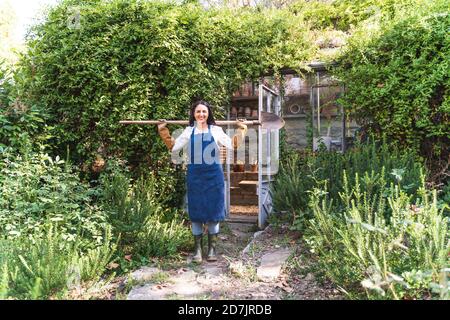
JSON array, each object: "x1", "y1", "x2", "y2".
[{"x1": 158, "y1": 100, "x2": 247, "y2": 263}]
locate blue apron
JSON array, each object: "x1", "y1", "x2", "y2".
[{"x1": 187, "y1": 125, "x2": 225, "y2": 223}]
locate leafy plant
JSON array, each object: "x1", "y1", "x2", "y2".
[
  {"x1": 305, "y1": 173, "x2": 449, "y2": 299},
  {"x1": 0, "y1": 152, "x2": 110, "y2": 250},
  {"x1": 334, "y1": 5, "x2": 449, "y2": 182},
  {"x1": 99, "y1": 166, "x2": 191, "y2": 260},
  {"x1": 272, "y1": 139, "x2": 425, "y2": 231},
  {"x1": 0, "y1": 224, "x2": 115, "y2": 299},
  {"x1": 0, "y1": 60, "x2": 52, "y2": 154}
]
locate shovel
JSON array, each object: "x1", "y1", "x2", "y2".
[{"x1": 119, "y1": 111, "x2": 285, "y2": 130}]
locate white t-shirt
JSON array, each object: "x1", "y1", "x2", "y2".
[{"x1": 172, "y1": 125, "x2": 233, "y2": 152}]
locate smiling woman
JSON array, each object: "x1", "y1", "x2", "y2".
[{"x1": 157, "y1": 100, "x2": 247, "y2": 263}]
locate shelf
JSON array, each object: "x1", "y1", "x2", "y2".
[
  {"x1": 229, "y1": 116, "x2": 258, "y2": 120},
  {"x1": 231, "y1": 96, "x2": 258, "y2": 102},
  {"x1": 284, "y1": 94, "x2": 310, "y2": 98},
  {"x1": 283, "y1": 114, "x2": 307, "y2": 118}
]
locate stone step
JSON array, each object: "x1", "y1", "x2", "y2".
[
  {"x1": 226, "y1": 214, "x2": 258, "y2": 224},
  {"x1": 229, "y1": 205, "x2": 258, "y2": 216}
]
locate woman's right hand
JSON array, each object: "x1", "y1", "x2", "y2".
[
  {"x1": 236, "y1": 119, "x2": 247, "y2": 130},
  {"x1": 157, "y1": 119, "x2": 174, "y2": 150},
  {"x1": 157, "y1": 119, "x2": 167, "y2": 131}
]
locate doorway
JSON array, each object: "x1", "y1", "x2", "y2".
[{"x1": 224, "y1": 82, "x2": 281, "y2": 229}]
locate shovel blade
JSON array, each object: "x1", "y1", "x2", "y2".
[{"x1": 260, "y1": 111, "x2": 285, "y2": 130}]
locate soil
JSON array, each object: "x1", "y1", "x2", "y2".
[{"x1": 83, "y1": 221, "x2": 343, "y2": 300}]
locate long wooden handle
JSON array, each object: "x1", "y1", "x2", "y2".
[
  {"x1": 119, "y1": 112, "x2": 285, "y2": 130},
  {"x1": 119, "y1": 120, "x2": 260, "y2": 126}
]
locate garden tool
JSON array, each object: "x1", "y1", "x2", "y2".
[{"x1": 119, "y1": 111, "x2": 285, "y2": 130}]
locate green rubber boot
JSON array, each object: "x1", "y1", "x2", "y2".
[
  {"x1": 192, "y1": 234, "x2": 203, "y2": 263},
  {"x1": 206, "y1": 233, "x2": 218, "y2": 262}
]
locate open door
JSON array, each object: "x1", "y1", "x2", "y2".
[
  {"x1": 258, "y1": 84, "x2": 281, "y2": 229},
  {"x1": 223, "y1": 114, "x2": 231, "y2": 219}
]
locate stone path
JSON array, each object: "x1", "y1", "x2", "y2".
[
  {"x1": 125, "y1": 222, "x2": 342, "y2": 300},
  {"x1": 257, "y1": 248, "x2": 292, "y2": 282}
]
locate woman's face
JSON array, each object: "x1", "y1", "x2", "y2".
[{"x1": 194, "y1": 104, "x2": 209, "y2": 126}]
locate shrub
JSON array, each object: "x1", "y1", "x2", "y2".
[
  {"x1": 17, "y1": 0, "x2": 314, "y2": 168},
  {"x1": 305, "y1": 173, "x2": 449, "y2": 299},
  {"x1": 0, "y1": 224, "x2": 115, "y2": 299},
  {"x1": 0, "y1": 60, "x2": 52, "y2": 154},
  {"x1": 272, "y1": 139, "x2": 425, "y2": 230},
  {"x1": 438, "y1": 181, "x2": 450, "y2": 217},
  {"x1": 0, "y1": 152, "x2": 109, "y2": 250},
  {"x1": 99, "y1": 166, "x2": 191, "y2": 259},
  {"x1": 335, "y1": 8, "x2": 449, "y2": 180},
  {"x1": 140, "y1": 215, "x2": 192, "y2": 258}
]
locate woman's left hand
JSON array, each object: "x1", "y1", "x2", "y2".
[{"x1": 236, "y1": 119, "x2": 247, "y2": 130}]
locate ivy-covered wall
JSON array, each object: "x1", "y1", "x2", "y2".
[
  {"x1": 334, "y1": 8, "x2": 449, "y2": 179},
  {"x1": 16, "y1": 0, "x2": 315, "y2": 168}
]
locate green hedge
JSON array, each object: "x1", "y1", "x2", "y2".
[
  {"x1": 17, "y1": 0, "x2": 314, "y2": 167},
  {"x1": 335, "y1": 9, "x2": 449, "y2": 177},
  {"x1": 0, "y1": 60, "x2": 51, "y2": 154}
]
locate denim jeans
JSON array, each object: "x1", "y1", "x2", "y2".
[{"x1": 191, "y1": 221, "x2": 220, "y2": 235}]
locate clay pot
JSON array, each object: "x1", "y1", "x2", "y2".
[
  {"x1": 251, "y1": 109, "x2": 258, "y2": 118},
  {"x1": 250, "y1": 164, "x2": 258, "y2": 172},
  {"x1": 233, "y1": 163, "x2": 245, "y2": 172},
  {"x1": 244, "y1": 107, "x2": 251, "y2": 118},
  {"x1": 231, "y1": 106, "x2": 238, "y2": 118}
]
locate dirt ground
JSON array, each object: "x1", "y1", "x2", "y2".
[
  {"x1": 71, "y1": 221, "x2": 343, "y2": 300},
  {"x1": 215, "y1": 222, "x2": 343, "y2": 300}
]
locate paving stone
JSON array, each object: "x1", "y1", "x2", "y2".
[
  {"x1": 171, "y1": 270, "x2": 206, "y2": 297},
  {"x1": 257, "y1": 248, "x2": 291, "y2": 282},
  {"x1": 127, "y1": 269, "x2": 206, "y2": 300},
  {"x1": 197, "y1": 265, "x2": 224, "y2": 286},
  {"x1": 127, "y1": 283, "x2": 171, "y2": 300},
  {"x1": 202, "y1": 265, "x2": 223, "y2": 277},
  {"x1": 253, "y1": 230, "x2": 265, "y2": 239},
  {"x1": 124, "y1": 222, "x2": 336, "y2": 301},
  {"x1": 173, "y1": 269, "x2": 198, "y2": 283},
  {"x1": 171, "y1": 282, "x2": 204, "y2": 297},
  {"x1": 129, "y1": 266, "x2": 160, "y2": 283}
]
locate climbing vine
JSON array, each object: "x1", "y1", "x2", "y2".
[{"x1": 17, "y1": 0, "x2": 315, "y2": 168}]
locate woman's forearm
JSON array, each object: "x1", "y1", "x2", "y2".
[{"x1": 158, "y1": 127, "x2": 175, "y2": 151}]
